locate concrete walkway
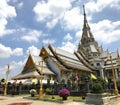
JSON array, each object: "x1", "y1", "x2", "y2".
[{"x1": 0, "y1": 95, "x2": 86, "y2": 105}]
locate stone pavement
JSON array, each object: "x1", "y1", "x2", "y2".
[
  {"x1": 1, "y1": 95, "x2": 120, "y2": 105},
  {"x1": 0, "y1": 95, "x2": 86, "y2": 105}
]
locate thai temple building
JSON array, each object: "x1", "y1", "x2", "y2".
[{"x1": 12, "y1": 6, "x2": 120, "y2": 84}]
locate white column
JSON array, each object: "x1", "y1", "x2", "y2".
[
  {"x1": 115, "y1": 68, "x2": 118, "y2": 80},
  {"x1": 100, "y1": 69, "x2": 104, "y2": 79}
]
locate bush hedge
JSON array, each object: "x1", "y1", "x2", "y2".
[{"x1": 91, "y1": 83, "x2": 103, "y2": 93}]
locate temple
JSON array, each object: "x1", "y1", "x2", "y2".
[
  {"x1": 77, "y1": 5, "x2": 120, "y2": 80},
  {"x1": 12, "y1": 5, "x2": 120, "y2": 84}
]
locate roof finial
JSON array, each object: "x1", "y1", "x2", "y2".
[
  {"x1": 83, "y1": 5, "x2": 86, "y2": 16},
  {"x1": 83, "y1": 4, "x2": 88, "y2": 26},
  {"x1": 29, "y1": 49, "x2": 31, "y2": 55},
  {"x1": 42, "y1": 42, "x2": 44, "y2": 47},
  {"x1": 107, "y1": 48, "x2": 109, "y2": 53},
  {"x1": 117, "y1": 48, "x2": 119, "y2": 53},
  {"x1": 117, "y1": 48, "x2": 119, "y2": 57}
]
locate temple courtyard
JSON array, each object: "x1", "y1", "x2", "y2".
[
  {"x1": 0, "y1": 2, "x2": 120, "y2": 105},
  {"x1": 0, "y1": 95, "x2": 120, "y2": 105},
  {"x1": 0, "y1": 95, "x2": 84, "y2": 105}
]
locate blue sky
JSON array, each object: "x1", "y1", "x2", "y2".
[{"x1": 0, "y1": 0, "x2": 120, "y2": 79}]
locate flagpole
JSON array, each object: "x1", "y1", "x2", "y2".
[
  {"x1": 110, "y1": 55, "x2": 118, "y2": 96},
  {"x1": 4, "y1": 64, "x2": 10, "y2": 96},
  {"x1": 39, "y1": 59, "x2": 44, "y2": 99}
]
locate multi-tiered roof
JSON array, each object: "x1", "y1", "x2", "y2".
[{"x1": 12, "y1": 5, "x2": 120, "y2": 81}]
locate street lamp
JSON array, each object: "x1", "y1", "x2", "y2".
[
  {"x1": 4, "y1": 64, "x2": 10, "y2": 96},
  {"x1": 110, "y1": 55, "x2": 118, "y2": 96},
  {"x1": 39, "y1": 60, "x2": 44, "y2": 99}
]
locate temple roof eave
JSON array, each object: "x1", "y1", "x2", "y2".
[
  {"x1": 11, "y1": 67, "x2": 55, "y2": 80},
  {"x1": 75, "y1": 51, "x2": 97, "y2": 71},
  {"x1": 48, "y1": 44, "x2": 93, "y2": 73}
]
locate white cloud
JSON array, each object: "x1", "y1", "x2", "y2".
[
  {"x1": 75, "y1": 30, "x2": 82, "y2": 39},
  {"x1": 33, "y1": 0, "x2": 71, "y2": 29},
  {"x1": 59, "y1": 41, "x2": 77, "y2": 53},
  {"x1": 0, "y1": 44, "x2": 12, "y2": 58},
  {"x1": 0, "y1": 66, "x2": 7, "y2": 75},
  {"x1": 0, "y1": 0, "x2": 16, "y2": 18},
  {"x1": 43, "y1": 39, "x2": 55, "y2": 45},
  {"x1": 26, "y1": 46, "x2": 40, "y2": 56},
  {"x1": 46, "y1": 18, "x2": 58, "y2": 29},
  {"x1": 21, "y1": 30, "x2": 42, "y2": 43},
  {"x1": 0, "y1": 66, "x2": 11, "y2": 78},
  {"x1": 17, "y1": 2, "x2": 23, "y2": 9},
  {"x1": 110, "y1": 1, "x2": 120, "y2": 9},
  {"x1": 0, "y1": 43, "x2": 23, "y2": 58},
  {"x1": 0, "y1": 0, "x2": 16, "y2": 37},
  {"x1": 9, "y1": 60, "x2": 24, "y2": 78},
  {"x1": 85, "y1": 0, "x2": 120, "y2": 14},
  {"x1": 0, "y1": 17, "x2": 15, "y2": 37},
  {"x1": 10, "y1": 61, "x2": 24, "y2": 70},
  {"x1": 0, "y1": 60, "x2": 24, "y2": 78},
  {"x1": 12, "y1": 48, "x2": 23, "y2": 56},
  {"x1": 33, "y1": 1, "x2": 51, "y2": 21},
  {"x1": 61, "y1": 7, "x2": 83, "y2": 31},
  {"x1": 90, "y1": 19, "x2": 120, "y2": 44},
  {"x1": 75, "y1": 30, "x2": 82, "y2": 44},
  {"x1": 64, "y1": 33, "x2": 72, "y2": 41},
  {"x1": 0, "y1": 18, "x2": 7, "y2": 36}
]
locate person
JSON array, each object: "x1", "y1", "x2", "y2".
[
  {"x1": 11, "y1": 82, "x2": 17, "y2": 96},
  {"x1": 0, "y1": 85, "x2": 3, "y2": 94},
  {"x1": 19, "y1": 81, "x2": 22, "y2": 94}
]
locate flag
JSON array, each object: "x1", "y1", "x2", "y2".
[
  {"x1": 76, "y1": 74, "x2": 79, "y2": 81},
  {"x1": 104, "y1": 76, "x2": 108, "y2": 83},
  {"x1": 32, "y1": 78, "x2": 37, "y2": 83},
  {"x1": 90, "y1": 73, "x2": 97, "y2": 80}
]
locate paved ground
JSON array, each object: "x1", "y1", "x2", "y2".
[
  {"x1": 0, "y1": 95, "x2": 86, "y2": 105},
  {"x1": 1, "y1": 95, "x2": 120, "y2": 105}
]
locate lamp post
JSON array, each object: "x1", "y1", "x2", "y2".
[
  {"x1": 110, "y1": 55, "x2": 118, "y2": 96},
  {"x1": 39, "y1": 60, "x2": 44, "y2": 99},
  {"x1": 4, "y1": 64, "x2": 10, "y2": 96}
]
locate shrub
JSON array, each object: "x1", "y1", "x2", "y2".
[
  {"x1": 117, "y1": 80, "x2": 120, "y2": 91},
  {"x1": 91, "y1": 83, "x2": 103, "y2": 93},
  {"x1": 30, "y1": 89, "x2": 37, "y2": 97},
  {"x1": 58, "y1": 88, "x2": 70, "y2": 97},
  {"x1": 45, "y1": 88, "x2": 52, "y2": 94},
  {"x1": 60, "y1": 79, "x2": 65, "y2": 84}
]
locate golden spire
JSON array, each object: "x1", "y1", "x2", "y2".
[
  {"x1": 82, "y1": 5, "x2": 90, "y2": 30},
  {"x1": 78, "y1": 5, "x2": 97, "y2": 54},
  {"x1": 83, "y1": 5, "x2": 87, "y2": 24},
  {"x1": 117, "y1": 48, "x2": 119, "y2": 57}
]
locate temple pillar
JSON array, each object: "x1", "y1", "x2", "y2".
[
  {"x1": 115, "y1": 68, "x2": 118, "y2": 80},
  {"x1": 100, "y1": 69, "x2": 104, "y2": 79}
]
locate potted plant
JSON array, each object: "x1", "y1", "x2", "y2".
[
  {"x1": 86, "y1": 81, "x2": 108, "y2": 105},
  {"x1": 58, "y1": 88, "x2": 70, "y2": 100},
  {"x1": 30, "y1": 89, "x2": 37, "y2": 97}
]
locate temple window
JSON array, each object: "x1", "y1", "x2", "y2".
[{"x1": 96, "y1": 63, "x2": 100, "y2": 66}]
